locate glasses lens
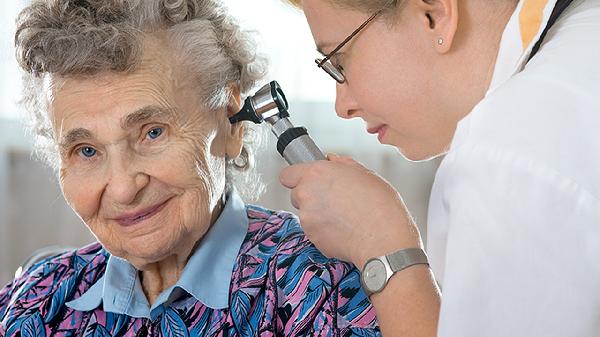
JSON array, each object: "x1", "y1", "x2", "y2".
[{"x1": 315, "y1": 58, "x2": 345, "y2": 84}]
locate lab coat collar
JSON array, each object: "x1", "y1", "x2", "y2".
[{"x1": 488, "y1": 0, "x2": 559, "y2": 93}]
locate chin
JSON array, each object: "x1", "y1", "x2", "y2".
[
  {"x1": 395, "y1": 145, "x2": 448, "y2": 163},
  {"x1": 110, "y1": 233, "x2": 183, "y2": 268}
]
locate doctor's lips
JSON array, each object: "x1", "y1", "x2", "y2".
[
  {"x1": 112, "y1": 198, "x2": 171, "y2": 227},
  {"x1": 367, "y1": 124, "x2": 388, "y2": 142}
]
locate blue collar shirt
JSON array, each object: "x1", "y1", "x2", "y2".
[{"x1": 66, "y1": 192, "x2": 249, "y2": 320}]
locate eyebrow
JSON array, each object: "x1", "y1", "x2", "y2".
[
  {"x1": 59, "y1": 128, "x2": 94, "y2": 154},
  {"x1": 316, "y1": 42, "x2": 335, "y2": 55},
  {"x1": 58, "y1": 105, "x2": 177, "y2": 154},
  {"x1": 121, "y1": 105, "x2": 177, "y2": 129}
]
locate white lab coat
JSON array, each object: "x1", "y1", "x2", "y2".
[{"x1": 427, "y1": 0, "x2": 600, "y2": 335}]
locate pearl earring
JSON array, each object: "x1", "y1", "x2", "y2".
[{"x1": 437, "y1": 37, "x2": 444, "y2": 45}]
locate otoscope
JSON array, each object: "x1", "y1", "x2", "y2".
[{"x1": 229, "y1": 81, "x2": 326, "y2": 165}]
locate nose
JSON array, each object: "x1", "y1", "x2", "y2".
[
  {"x1": 104, "y1": 153, "x2": 149, "y2": 205},
  {"x1": 335, "y1": 83, "x2": 361, "y2": 119}
]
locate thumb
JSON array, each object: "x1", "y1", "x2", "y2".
[{"x1": 279, "y1": 163, "x2": 310, "y2": 189}]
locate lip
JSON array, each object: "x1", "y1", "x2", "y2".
[
  {"x1": 113, "y1": 198, "x2": 171, "y2": 227},
  {"x1": 367, "y1": 124, "x2": 388, "y2": 143}
]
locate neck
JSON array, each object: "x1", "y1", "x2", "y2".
[
  {"x1": 476, "y1": 0, "x2": 518, "y2": 93},
  {"x1": 138, "y1": 197, "x2": 224, "y2": 305},
  {"x1": 140, "y1": 255, "x2": 187, "y2": 304},
  {"x1": 447, "y1": 0, "x2": 518, "y2": 115}
]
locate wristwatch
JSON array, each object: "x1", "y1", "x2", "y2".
[{"x1": 361, "y1": 248, "x2": 429, "y2": 296}]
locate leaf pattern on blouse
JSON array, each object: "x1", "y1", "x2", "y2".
[{"x1": 0, "y1": 205, "x2": 380, "y2": 336}]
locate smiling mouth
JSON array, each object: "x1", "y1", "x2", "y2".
[{"x1": 114, "y1": 199, "x2": 171, "y2": 227}]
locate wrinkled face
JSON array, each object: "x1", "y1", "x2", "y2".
[
  {"x1": 303, "y1": 0, "x2": 473, "y2": 160},
  {"x1": 49, "y1": 46, "x2": 242, "y2": 269}
]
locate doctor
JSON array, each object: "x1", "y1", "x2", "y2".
[{"x1": 279, "y1": 0, "x2": 600, "y2": 336}]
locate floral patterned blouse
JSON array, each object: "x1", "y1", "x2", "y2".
[{"x1": 0, "y1": 202, "x2": 380, "y2": 336}]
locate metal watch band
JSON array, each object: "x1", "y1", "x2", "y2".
[
  {"x1": 386, "y1": 248, "x2": 429, "y2": 273},
  {"x1": 361, "y1": 247, "x2": 430, "y2": 296}
]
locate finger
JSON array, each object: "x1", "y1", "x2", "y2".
[
  {"x1": 327, "y1": 153, "x2": 357, "y2": 165},
  {"x1": 290, "y1": 187, "x2": 301, "y2": 210},
  {"x1": 279, "y1": 163, "x2": 311, "y2": 189},
  {"x1": 290, "y1": 183, "x2": 312, "y2": 211},
  {"x1": 326, "y1": 153, "x2": 339, "y2": 161}
]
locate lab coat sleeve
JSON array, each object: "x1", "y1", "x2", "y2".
[{"x1": 435, "y1": 143, "x2": 600, "y2": 337}]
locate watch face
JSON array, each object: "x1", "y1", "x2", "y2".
[{"x1": 363, "y1": 259, "x2": 387, "y2": 293}]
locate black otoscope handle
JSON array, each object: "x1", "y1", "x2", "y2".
[{"x1": 276, "y1": 126, "x2": 326, "y2": 165}]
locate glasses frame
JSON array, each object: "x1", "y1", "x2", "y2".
[{"x1": 315, "y1": 9, "x2": 383, "y2": 84}]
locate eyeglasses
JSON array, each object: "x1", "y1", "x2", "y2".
[{"x1": 315, "y1": 9, "x2": 383, "y2": 84}]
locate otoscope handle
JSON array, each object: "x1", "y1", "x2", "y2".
[{"x1": 277, "y1": 127, "x2": 327, "y2": 165}]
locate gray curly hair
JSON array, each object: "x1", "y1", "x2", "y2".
[{"x1": 15, "y1": 0, "x2": 268, "y2": 201}]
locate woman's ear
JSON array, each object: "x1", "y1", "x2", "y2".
[
  {"x1": 225, "y1": 82, "x2": 244, "y2": 159},
  {"x1": 414, "y1": 0, "x2": 459, "y2": 53}
]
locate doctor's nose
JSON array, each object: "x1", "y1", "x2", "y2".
[
  {"x1": 335, "y1": 83, "x2": 360, "y2": 119},
  {"x1": 104, "y1": 156, "x2": 150, "y2": 205}
]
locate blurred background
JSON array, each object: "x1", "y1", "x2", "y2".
[{"x1": 0, "y1": 0, "x2": 440, "y2": 286}]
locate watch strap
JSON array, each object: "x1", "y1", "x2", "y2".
[{"x1": 386, "y1": 248, "x2": 429, "y2": 273}]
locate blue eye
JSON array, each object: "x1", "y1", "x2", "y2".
[
  {"x1": 79, "y1": 146, "x2": 97, "y2": 158},
  {"x1": 147, "y1": 127, "x2": 163, "y2": 140}
]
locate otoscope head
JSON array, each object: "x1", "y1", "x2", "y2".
[{"x1": 229, "y1": 81, "x2": 289, "y2": 124}]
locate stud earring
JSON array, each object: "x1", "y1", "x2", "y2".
[{"x1": 437, "y1": 37, "x2": 444, "y2": 45}]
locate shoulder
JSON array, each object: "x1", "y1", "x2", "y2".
[
  {"x1": 453, "y1": 0, "x2": 600, "y2": 161},
  {"x1": 233, "y1": 205, "x2": 379, "y2": 335},
  {"x1": 0, "y1": 243, "x2": 107, "y2": 332},
  {"x1": 242, "y1": 204, "x2": 307, "y2": 254},
  {"x1": 447, "y1": 28, "x2": 600, "y2": 200},
  {"x1": 241, "y1": 205, "x2": 351, "y2": 276}
]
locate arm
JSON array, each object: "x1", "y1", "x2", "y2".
[
  {"x1": 308, "y1": 268, "x2": 380, "y2": 336},
  {"x1": 308, "y1": 264, "x2": 439, "y2": 337},
  {"x1": 367, "y1": 266, "x2": 440, "y2": 337},
  {"x1": 0, "y1": 255, "x2": 71, "y2": 335},
  {"x1": 350, "y1": 222, "x2": 441, "y2": 337},
  {"x1": 0, "y1": 280, "x2": 16, "y2": 322},
  {"x1": 280, "y1": 155, "x2": 440, "y2": 337}
]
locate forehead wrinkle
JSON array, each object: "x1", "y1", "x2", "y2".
[{"x1": 121, "y1": 105, "x2": 178, "y2": 129}]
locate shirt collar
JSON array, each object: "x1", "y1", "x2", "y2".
[
  {"x1": 488, "y1": 0, "x2": 559, "y2": 93},
  {"x1": 67, "y1": 190, "x2": 249, "y2": 318}
]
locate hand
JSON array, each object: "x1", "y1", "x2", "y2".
[{"x1": 279, "y1": 154, "x2": 423, "y2": 267}]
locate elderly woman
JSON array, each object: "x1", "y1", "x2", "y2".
[{"x1": 0, "y1": 0, "x2": 381, "y2": 336}]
